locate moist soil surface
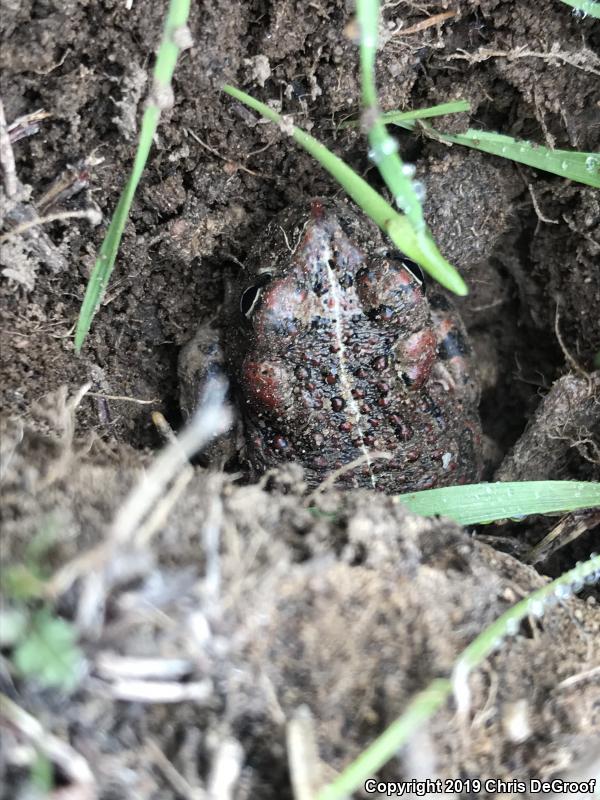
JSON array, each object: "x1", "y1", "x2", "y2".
[{"x1": 1, "y1": 1, "x2": 599, "y2": 798}]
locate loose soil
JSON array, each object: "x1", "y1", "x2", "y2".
[{"x1": 1, "y1": 1, "x2": 599, "y2": 798}]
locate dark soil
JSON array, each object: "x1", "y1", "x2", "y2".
[{"x1": 1, "y1": 1, "x2": 599, "y2": 798}]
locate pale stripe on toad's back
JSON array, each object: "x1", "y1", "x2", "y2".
[{"x1": 323, "y1": 249, "x2": 377, "y2": 489}]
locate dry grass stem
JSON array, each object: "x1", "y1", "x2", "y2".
[
  {"x1": 100, "y1": 678, "x2": 213, "y2": 704},
  {"x1": 110, "y1": 378, "x2": 231, "y2": 546},
  {"x1": 145, "y1": 737, "x2": 206, "y2": 800},
  {"x1": 447, "y1": 45, "x2": 600, "y2": 76},
  {"x1": 0, "y1": 97, "x2": 18, "y2": 197},
  {"x1": 7, "y1": 108, "x2": 50, "y2": 142},
  {"x1": 206, "y1": 738, "x2": 244, "y2": 800},
  {"x1": 287, "y1": 705, "x2": 323, "y2": 800},
  {"x1": 393, "y1": 9, "x2": 456, "y2": 36},
  {"x1": 37, "y1": 154, "x2": 103, "y2": 213},
  {"x1": 87, "y1": 391, "x2": 159, "y2": 404},
  {"x1": 0, "y1": 692, "x2": 96, "y2": 797},
  {"x1": 95, "y1": 653, "x2": 195, "y2": 681},
  {"x1": 48, "y1": 378, "x2": 231, "y2": 601},
  {"x1": 526, "y1": 510, "x2": 600, "y2": 564}
]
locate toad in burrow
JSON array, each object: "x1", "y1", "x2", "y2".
[{"x1": 179, "y1": 198, "x2": 483, "y2": 491}]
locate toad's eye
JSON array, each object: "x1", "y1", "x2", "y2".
[
  {"x1": 240, "y1": 273, "x2": 272, "y2": 320},
  {"x1": 401, "y1": 259, "x2": 426, "y2": 292}
]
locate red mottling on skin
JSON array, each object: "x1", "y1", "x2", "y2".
[
  {"x1": 242, "y1": 358, "x2": 287, "y2": 412},
  {"x1": 403, "y1": 328, "x2": 437, "y2": 360},
  {"x1": 258, "y1": 279, "x2": 307, "y2": 318},
  {"x1": 398, "y1": 268, "x2": 417, "y2": 287},
  {"x1": 400, "y1": 328, "x2": 437, "y2": 388},
  {"x1": 310, "y1": 198, "x2": 326, "y2": 219}
]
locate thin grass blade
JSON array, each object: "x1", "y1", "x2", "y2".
[
  {"x1": 338, "y1": 99, "x2": 470, "y2": 130},
  {"x1": 317, "y1": 679, "x2": 451, "y2": 800},
  {"x1": 396, "y1": 480, "x2": 600, "y2": 525},
  {"x1": 317, "y1": 552, "x2": 600, "y2": 800},
  {"x1": 381, "y1": 99, "x2": 470, "y2": 124},
  {"x1": 223, "y1": 85, "x2": 467, "y2": 295},
  {"x1": 357, "y1": 0, "x2": 426, "y2": 234},
  {"x1": 391, "y1": 119, "x2": 600, "y2": 188},
  {"x1": 558, "y1": 0, "x2": 600, "y2": 18},
  {"x1": 74, "y1": 0, "x2": 191, "y2": 352}
]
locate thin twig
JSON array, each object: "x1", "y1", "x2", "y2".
[
  {"x1": 557, "y1": 665, "x2": 600, "y2": 689},
  {"x1": 554, "y1": 301, "x2": 588, "y2": 380},
  {"x1": 111, "y1": 378, "x2": 230, "y2": 545},
  {"x1": 133, "y1": 466, "x2": 194, "y2": 546},
  {"x1": 305, "y1": 450, "x2": 393, "y2": 500},
  {"x1": 527, "y1": 184, "x2": 558, "y2": 225},
  {"x1": 7, "y1": 108, "x2": 51, "y2": 143},
  {"x1": 0, "y1": 208, "x2": 102, "y2": 242},
  {"x1": 152, "y1": 409, "x2": 179, "y2": 442},
  {"x1": 185, "y1": 127, "x2": 266, "y2": 178},
  {"x1": 87, "y1": 391, "x2": 158, "y2": 404}
]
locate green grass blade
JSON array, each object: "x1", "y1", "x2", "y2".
[
  {"x1": 317, "y1": 552, "x2": 600, "y2": 800},
  {"x1": 223, "y1": 85, "x2": 467, "y2": 295},
  {"x1": 338, "y1": 99, "x2": 471, "y2": 130},
  {"x1": 317, "y1": 679, "x2": 451, "y2": 800},
  {"x1": 438, "y1": 130, "x2": 600, "y2": 188},
  {"x1": 391, "y1": 119, "x2": 600, "y2": 188},
  {"x1": 396, "y1": 481, "x2": 600, "y2": 525},
  {"x1": 381, "y1": 100, "x2": 471, "y2": 124},
  {"x1": 456, "y1": 553, "x2": 600, "y2": 675},
  {"x1": 558, "y1": 0, "x2": 600, "y2": 17},
  {"x1": 357, "y1": 0, "x2": 426, "y2": 234},
  {"x1": 74, "y1": 0, "x2": 191, "y2": 352}
]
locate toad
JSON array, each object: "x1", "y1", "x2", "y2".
[{"x1": 179, "y1": 198, "x2": 482, "y2": 492}]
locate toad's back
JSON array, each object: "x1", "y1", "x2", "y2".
[{"x1": 223, "y1": 199, "x2": 482, "y2": 492}]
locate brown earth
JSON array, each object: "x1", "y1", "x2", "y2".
[{"x1": 1, "y1": 1, "x2": 599, "y2": 798}]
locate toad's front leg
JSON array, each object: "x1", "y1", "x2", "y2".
[
  {"x1": 178, "y1": 318, "x2": 239, "y2": 465},
  {"x1": 428, "y1": 292, "x2": 481, "y2": 410}
]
